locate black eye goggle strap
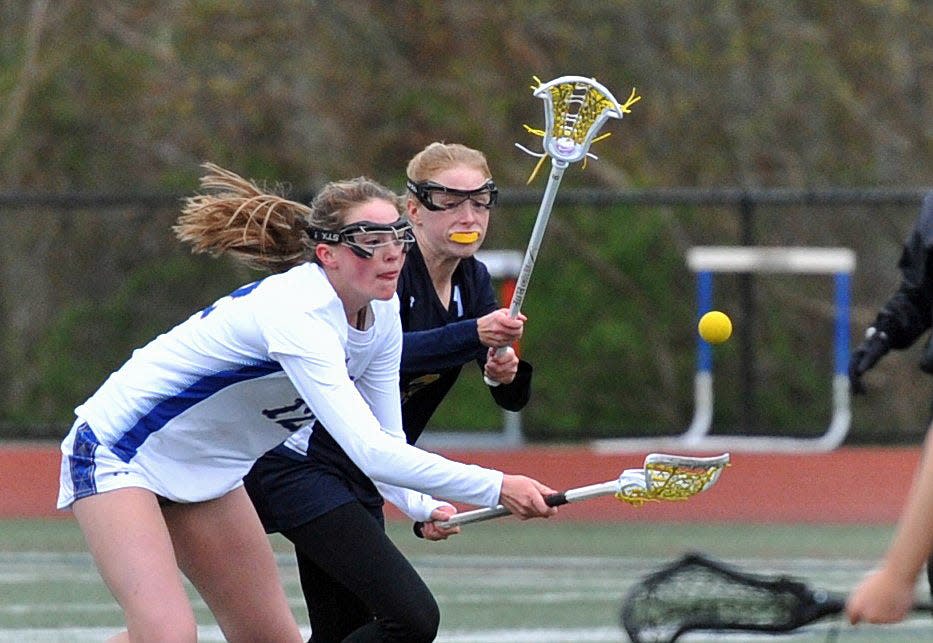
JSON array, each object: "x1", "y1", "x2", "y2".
[
  {"x1": 306, "y1": 219, "x2": 414, "y2": 259},
  {"x1": 406, "y1": 179, "x2": 498, "y2": 211}
]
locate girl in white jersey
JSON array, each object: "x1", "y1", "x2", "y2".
[{"x1": 58, "y1": 164, "x2": 557, "y2": 642}]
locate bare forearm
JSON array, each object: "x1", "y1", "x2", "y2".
[{"x1": 880, "y1": 427, "x2": 933, "y2": 583}]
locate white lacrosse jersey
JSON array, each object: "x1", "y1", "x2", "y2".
[{"x1": 58, "y1": 262, "x2": 503, "y2": 509}]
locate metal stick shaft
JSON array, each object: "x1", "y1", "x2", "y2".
[
  {"x1": 484, "y1": 161, "x2": 567, "y2": 387},
  {"x1": 436, "y1": 479, "x2": 619, "y2": 528},
  {"x1": 505, "y1": 160, "x2": 568, "y2": 321}
]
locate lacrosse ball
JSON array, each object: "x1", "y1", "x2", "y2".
[
  {"x1": 449, "y1": 231, "x2": 479, "y2": 244},
  {"x1": 698, "y1": 311, "x2": 732, "y2": 344}
]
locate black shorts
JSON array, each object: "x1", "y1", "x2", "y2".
[{"x1": 244, "y1": 447, "x2": 382, "y2": 534}]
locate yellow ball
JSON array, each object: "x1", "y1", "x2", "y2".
[{"x1": 698, "y1": 310, "x2": 732, "y2": 344}]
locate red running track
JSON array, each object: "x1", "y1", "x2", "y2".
[{"x1": 2, "y1": 443, "x2": 919, "y2": 524}]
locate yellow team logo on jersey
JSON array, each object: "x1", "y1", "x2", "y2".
[{"x1": 401, "y1": 374, "x2": 441, "y2": 403}]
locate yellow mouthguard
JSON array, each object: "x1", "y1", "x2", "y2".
[{"x1": 449, "y1": 231, "x2": 480, "y2": 244}]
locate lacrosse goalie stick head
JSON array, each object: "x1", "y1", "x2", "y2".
[
  {"x1": 615, "y1": 453, "x2": 730, "y2": 507},
  {"x1": 620, "y1": 552, "x2": 845, "y2": 643}
]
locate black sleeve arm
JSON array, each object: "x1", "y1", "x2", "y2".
[
  {"x1": 872, "y1": 194, "x2": 933, "y2": 349},
  {"x1": 485, "y1": 358, "x2": 533, "y2": 412},
  {"x1": 401, "y1": 320, "x2": 483, "y2": 373}
]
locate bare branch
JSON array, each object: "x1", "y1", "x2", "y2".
[{"x1": 0, "y1": 0, "x2": 51, "y2": 151}]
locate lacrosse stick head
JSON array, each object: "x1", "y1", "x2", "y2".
[
  {"x1": 620, "y1": 552, "x2": 844, "y2": 643},
  {"x1": 615, "y1": 453, "x2": 730, "y2": 506},
  {"x1": 532, "y1": 75, "x2": 626, "y2": 164}
]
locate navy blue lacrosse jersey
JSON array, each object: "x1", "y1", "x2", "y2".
[{"x1": 398, "y1": 243, "x2": 532, "y2": 444}]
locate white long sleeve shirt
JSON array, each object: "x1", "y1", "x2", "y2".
[{"x1": 61, "y1": 262, "x2": 502, "y2": 509}]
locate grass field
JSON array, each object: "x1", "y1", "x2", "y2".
[{"x1": 2, "y1": 518, "x2": 931, "y2": 642}]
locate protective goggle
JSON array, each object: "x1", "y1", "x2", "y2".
[
  {"x1": 307, "y1": 218, "x2": 415, "y2": 259},
  {"x1": 406, "y1": 179, "x2": 498, "y2": 212}
]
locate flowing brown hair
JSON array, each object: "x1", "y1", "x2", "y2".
[{"x1": 174, "y1": 163, "x2": 402, "y2": 272}]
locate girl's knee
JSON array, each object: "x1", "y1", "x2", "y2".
[
  {"x1": 390, "y1": 597, "x2": 440, "y2": 643},
  {"x1": 410, "y1": 603, "x2": 440, "y2": 642},
  {"x1": 125, "y1": 609, "x2": 197, "y2": 642},
  {"x1": 119, "y1": 584, "x2": 198, "y2": 642}
]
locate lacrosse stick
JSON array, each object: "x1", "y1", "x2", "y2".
[
  {"x1": 485, "y1": 75, "x2": 640, "y2": 386},
  {"x1": 620, "y1": 552, "x2": 933, "y2": 643},
  {"x1": 436, "y1": 453, "x2": 728, "y2": 529}
]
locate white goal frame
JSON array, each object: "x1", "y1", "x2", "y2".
[{"x1": 595, "y1": 246, "x2": 856, "y2": 453}]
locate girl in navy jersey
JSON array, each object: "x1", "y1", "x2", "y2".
[
  {"x1": 58, "y1": 163, "x2": 556, "y2": 642},
  {"x1": 245, "y1": 143, "x2": 535, "y2": 642},
  {"x1": 398, "y1": 142, "x2": 533, "y2": 441}
]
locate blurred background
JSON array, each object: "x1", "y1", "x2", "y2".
[{"x1": 1, "y1": 0, "x2": 931, "y2": 444}]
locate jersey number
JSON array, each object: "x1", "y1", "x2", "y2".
[{"x1": 261, "y1": 397, "x2": 316, "y2": 432}]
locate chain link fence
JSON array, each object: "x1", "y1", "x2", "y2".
[{"x1": 2, "y1": 187, "x2": 930, "y2": 444}]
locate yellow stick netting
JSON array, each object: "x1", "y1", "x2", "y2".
[
  {"x1": 616, "y1": 462, "x2": 728, "y2": 507},
  {"x1": 520, "y1": 76, "x2": 641, "y2": 183}
]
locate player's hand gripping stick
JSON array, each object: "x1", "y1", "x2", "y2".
[{"x1": 437, "y1": 452, "x2": 729, "y2": 528}]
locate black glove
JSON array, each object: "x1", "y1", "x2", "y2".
[{"x1": 848, "y1": 327, "x2": 890, "y2": 394}]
